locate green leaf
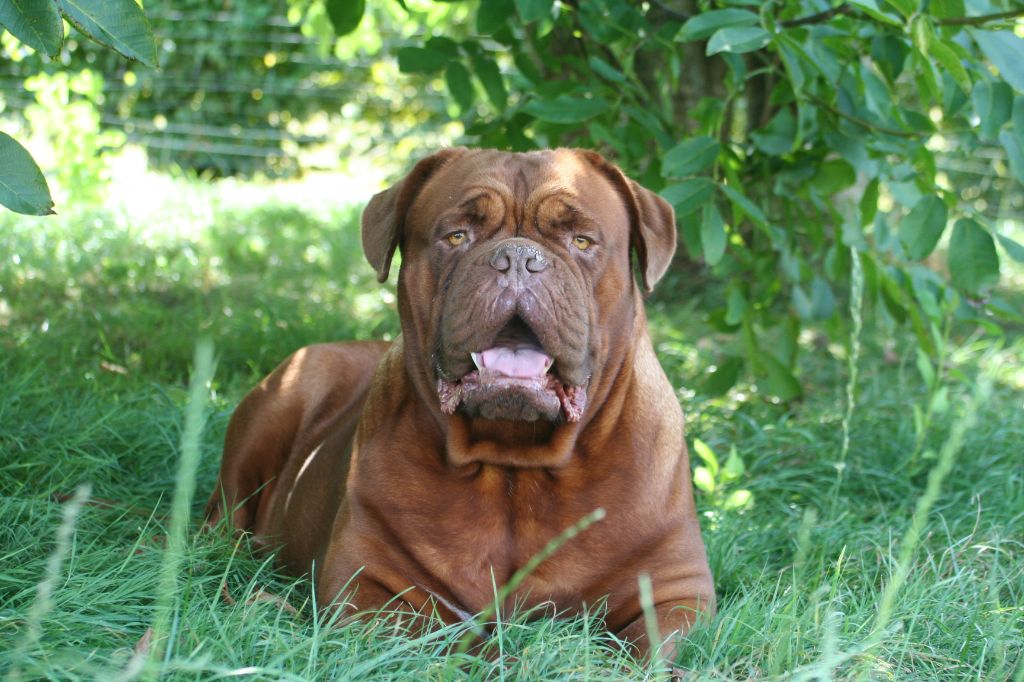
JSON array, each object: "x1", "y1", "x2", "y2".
[
  {"x1": 928, "y1": 38, "x2": 970, "y2": 94},
  {"x1": 660, "y1": 178, "x2": 713, "y2": 217},
  {"x1": 792, "y1": 285, "x2": 813, "y2": 320},
  {"x1": 1008, "y1": 95, "x2": 1024, "y2": 182},
  {"x1": 723, "y1": 446, "x2": 745, "y2": 480},
  {"x1": 848, "y1": 0, "x2": 902, "y2": 25},
  {"x1": 723, "y1": 489, "x2": 752, "y2": 510},
  {"x1": 871, "y1": 34, "x2": 909, "y2": 85},
  {"x1": 810, "y1": 276, "x2": 836, "y2": 319},
  {"x1": 861, "y1": 63, "x2": 894, "y2": 123},
  {"x1": 0, "y1": 0, "x2": 63, "y2": 55},
  {"x1": 522, "y1": 95, "x2": 609, "y2": 123},
  {"x1": 719, "y1": 184, "x2": 768, "y2": 229},
  {"x1": 325, "y1": 0, "x2": 364, "y2": 36},
  {"x1": 58, "y1": 0, "x2": 156, "y2": 66},
  {"x1": 1015, "y1": 94, "x2": 1024, "y2": 146},
  {"x1": 882, "y1": 0, "x2": 914, "y2": 17},
  {"x1": 477, "y1": 0, "x2": 515, "y2": 34},
  {"x1": 397, "y1": 46, "x2": 449, "y2": 74},
  {"x1": 751, "y1": 109, "x2": 796, "y2": 156},
  {"x1": 425, "y1": 36, "x2": 460, "y2": 57},
  {"x1": 471, "y1": 55, "x2": 507, "y2": 109},
  {"x1": 777, "y1": 39, "x2": 807, "y2": 93},
  {"x1": 515, "y1": 0, "x2": 553, "y2": 23},
  {"x1": 997, "y1": 233, "x2": 1024, "y2": 263},
  {"x1": 706, "y1": 26, "x2": 770, "y2": 56},
  {"x1": 972, "y1": 80, "x2": 1013, "y2": 140},
  {"x1": 693, "y1": 438, "x2": 719, "y2": 475},
  {"x1": 809, "y1": 159, "x2": 856, "y2": 196},
  {"x1": 970, "y1": 29, "x2": 1024, "y2": 93},
  {"x1": 930, "y1": 0, "x2": 965, "y2": 19},
  {"x1": 860, "y1": 178, "x2": 879, "y2": 226},
  {"x1": 899, "y1": 195, "x2": 948, "y2": 260},
  {"x1": 676, "y1": 9, "x2": 757, "y2": 42},
  {"x1": 693, "y1": 466, "x2": 715, "y2": 493},
  {"x1": 1000, "y1": 129, "x2": 1024, "y2": 183},
  {"x1": 662, "y1": 136, "x2": 719, "y2": 178},
  {"x1": 701, "y1": 202, "x2": 727, "y2": 266},
  {"x1": 0, "y1": 131, "x2": 54, "y2": 215},
  {"x1": 915, "y1": 347, "x2": 935, "y2": 388},
  {"x1": 948, "y1": 218, "x2": 1000, "y2": 294},
  {"x1": 754, "y1": 350, "x2": 802, "y2": 401},
  {"x1": 445, "y1": 61, "x2": 474, "y2": 112},
  {"x1": 587, "y1": 55, "x2": 625, "y2": 84},
  {"x1": 725, "y1": 286, "x2": 747, "y2": 325},
  {"x1": 698, "y1": 356, "x2": 742, "y2": 397}
]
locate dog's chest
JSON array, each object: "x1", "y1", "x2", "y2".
[{"x1": 406, "y1": 465, "x2": 609, "y2": 610}]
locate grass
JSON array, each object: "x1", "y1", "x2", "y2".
[{"x1": 0, "y1": 169, "x2": 1022, "y2": 680}]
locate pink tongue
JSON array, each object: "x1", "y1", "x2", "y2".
[{"x1": 480, "y1": 347, "x2": 552, "y2": 378}]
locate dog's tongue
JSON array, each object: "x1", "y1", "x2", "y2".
[{"x1": 479, "y1": 347, "x2": 552, "y2": 378}]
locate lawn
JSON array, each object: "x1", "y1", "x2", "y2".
[{"x1": 1, "y1": 169, "x2": 1021, "y2": 680}]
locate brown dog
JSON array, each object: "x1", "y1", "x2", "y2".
[{"x1": 206, "y1": 148, "x2": 715, "y2": 657}]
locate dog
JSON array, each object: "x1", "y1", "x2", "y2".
[{"x1": 206, "y1": 147, "x2": 715, "y2": 658}]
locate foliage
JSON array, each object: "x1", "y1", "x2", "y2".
[
  {"x1": 0, "y1": 0, "x2": 156, "y2": 214},
  {"x1": 19, "y1": 70, "x2": 125, "y2": 206},
  {"x1": 691, "y1": 438, "x2": 753, "y2": 512},
  {"x1": 1, "y1": 0, "x2": 458, "y2": 181},
  {"x1": 334, "y1": 0, "x2": 1024, "y2": 400}
]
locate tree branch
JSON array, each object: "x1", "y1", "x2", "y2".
[
  {"x1": 779, "y1": 3, "x2": 1024, "y2": 29},
  {"x1": 647, "y1": 1, "x2": 691, "y2": 23},
  {"x1": 935, "y1": 9, "x2": 1024, "y2": 26},
  {"x1": 808, "y1": 94, "x2": 921, "y2": 139},
  {"x1": 780, "y1": 4, "x2": 854, "y2": 28}
]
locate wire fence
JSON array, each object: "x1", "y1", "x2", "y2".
[{"x1": 0, "y1": 4, "x2": 448, "y2": 176}]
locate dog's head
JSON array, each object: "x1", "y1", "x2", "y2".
[{"x1": 362, "y1": 148, "x2": 675, "y2": 463}]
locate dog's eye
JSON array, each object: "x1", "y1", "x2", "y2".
[
  {"x1": 572, "y1": 236, "x2": 592, "y2": 251},
  {"x1": 446, "y1": 231, "x2": 468, "y2": 247}
]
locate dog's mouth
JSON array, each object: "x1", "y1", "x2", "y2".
[{"x1": 437, "y1": 317, "x2": 588, "y2": 423}]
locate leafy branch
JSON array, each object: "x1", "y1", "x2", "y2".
[
  {"x1": 0, "y1": 0, "x2": 157, "y2": 215},
  {"x1": 780, "y1": 3, "x2": 1024, "y2": 28}
]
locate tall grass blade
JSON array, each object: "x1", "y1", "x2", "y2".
[
  {"x1": 453, "y1": 507, "x2": 607, "y2": 656},
  {"x1": 832, "y1": 246, "x2": 863, "y2": 507},
  {"x1": 637, "y1": 572, "x2": 665, "y2": 669},
  {"x1": 861, "y1": 373, "x2": 992, "y2": 674},
  {"x1": 148, "y1": 340, "x2": 215, "y2": 674},
  {"x1": 5, "y1": 483, "x2": 91, "y2": 682}
]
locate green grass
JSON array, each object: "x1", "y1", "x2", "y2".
[{"x1": 0, "y1": 174, "x2": 1021, "y2": 680}]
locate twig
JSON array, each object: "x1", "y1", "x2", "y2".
[
  {"x1": 808, "y1": 94, "x2": 920, "y2": 139},
  {"x1": 779, "y1": 3, "x2": 1024, "y2": 28},
  {"x1": 647, "y1": 0, "x2": 691, "y2": 23},
  {"x1": 780, "y1": 4, "x2": 854, "y2": 28},
  {"x1": 936, "y1": 9, "x2": 1024, "y2": 26}
]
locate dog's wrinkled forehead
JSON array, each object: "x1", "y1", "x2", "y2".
[
  {"x1": 362, "y1": 147, "x2": 676, "y2": 291},
  {"x1": 408, "y1": 149, "x2": 629, "y2": 232}
]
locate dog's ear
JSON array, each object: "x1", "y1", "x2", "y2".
[
  {"x1": 362, "y1": 148, "x2": 468, "y2": 282},
  {"x1": 577, "y1": 150, "x2": 677, "y2": 293}
]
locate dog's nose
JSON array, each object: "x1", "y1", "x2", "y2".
[{"x1": 490, "y1": 242, "x2": 548, "y2": 275}]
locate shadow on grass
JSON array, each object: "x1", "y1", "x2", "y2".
[{"x1": 1, "y1": 203, "x2": 400, "y2": 392}]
